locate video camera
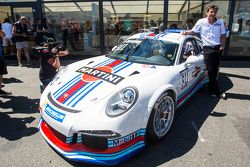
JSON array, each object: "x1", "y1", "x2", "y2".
[{"x1": 32, "y1": 37, "x2": 66, "y2": 57}]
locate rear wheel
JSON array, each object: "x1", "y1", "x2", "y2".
[{"x1": 147, "y1": 92, "x2": 175, "y2": 140}]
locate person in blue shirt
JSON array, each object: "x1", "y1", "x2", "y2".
[{"x1": 0, "y1": 23, "x2": 11, "y2": 95}]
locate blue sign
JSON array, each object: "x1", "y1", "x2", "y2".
[{"x1": 45, "y1": 104, "x2": 65, "y2": 122}]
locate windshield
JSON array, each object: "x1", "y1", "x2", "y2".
[
  {"x1": 107, "y1": 38, "x2": 179, "y2": 66},
  {"x1": 107, "y1": 39, "x2": 143, "y2": 60}
]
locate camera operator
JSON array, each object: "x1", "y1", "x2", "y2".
[{"x1": 39, "y1": 39, "x2": 69, "y2": 93}]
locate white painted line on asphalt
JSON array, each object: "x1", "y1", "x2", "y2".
[{"x1": 191, "y1": 121, "x2": 205, "y2": 142}]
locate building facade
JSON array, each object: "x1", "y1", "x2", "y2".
[{"x1": 0, "y1": 0, "x2": 249, "y2": 59}]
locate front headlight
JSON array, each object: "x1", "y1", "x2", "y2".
[
  {"x1": 50, "y1": 66, "x2": 69, "y2": 85},
  {"x1": 106, "y1": 87, "x2": 138, "y2": 116}
]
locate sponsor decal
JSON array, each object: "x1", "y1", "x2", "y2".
[
  {"x1": 90, "y1": 97, "x2": 98, "y2": 102},
  {"x1": 142, "y1": 64, "x2": 150, "y2": 68},
  {"x1": 181, "y1": 72, "x2": 189, "y2": 90},
  {"x1": 44, "y1": 104, "x2": 65, "y2": 122},
  {"x1": 76, "y1": 66, "x2": 125, "y2": 85},
  {"x1": 192, "y1": 66, "x2": 201, "y2": 77},
  {"x1": 177, "y1": 73, "x2": 206, "y2": 108},
  {"x1": 111, "y1": 133, "x2": 137, "y2": 147},
  {"x1": 109, "y1": 129, "x2": 145, "y2": 147},
  {"x1": 142, "y1": 64, "x2": 156, "y2": 68}
]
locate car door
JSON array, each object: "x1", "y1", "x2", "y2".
[{"x1": 175, "y1": 37, "x2": 203, "y2": 107}]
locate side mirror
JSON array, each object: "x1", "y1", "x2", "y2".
[{"x1": 184, "y1": 55, "x2": 199, "y2": 67}]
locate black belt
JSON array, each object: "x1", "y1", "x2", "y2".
[{"x1": 203, "y1": 45, "x2": 221, "y2": 49}]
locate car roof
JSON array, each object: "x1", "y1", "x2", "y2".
[{"x1": 127, "y1": 29, "x2": 190, "y2": 44}]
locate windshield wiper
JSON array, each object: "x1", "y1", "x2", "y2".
[{"x1": 125, "y1": 39, "x2": 147, "y2": 61}]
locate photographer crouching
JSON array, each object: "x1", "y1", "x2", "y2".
[{"x1": 34, "y1": 37, "x2": 69, "y2": 93}]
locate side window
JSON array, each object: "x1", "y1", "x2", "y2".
[
  {"x1": 179, "y1": 39, "x2": 196, "y2": 64},
  {"x1": 195, "y1": 39, "x2": 203, "y2": 54}
]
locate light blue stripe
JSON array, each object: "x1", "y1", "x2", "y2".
[
  {"x1": 70, "y1": 62, "x2": 133, "y2": 107},
  {"x1": 53, "y1": 75, "x2": 81, "y2": 97},
  {"x1": 68, "y1": 61, "x2": 127, "y2": 107},
  {"x1": 62, "y1": 82, "x2": 93, "y2": 105},
  {"x1": 54, "y1": 75, "x2": 82, "y2": 99},
  {"x1": 65, "y1": 143, "x2": 144, "y2": 165},
  {"x1": 176, "y1": 74, "x2": 207, "y2": 108},
  {"x1": 112, "y1": 61, "x2": 128, "y2": 70},
  {"x1": 55, "y1": 59, "x2": 115, "y2": 100},
  {"x1": 66, "y1": 62, "x2": 128, "y2": 105},
  {"x1": 66, "y1": 143, "x2": 144, "y2": 162},
  {"x1": 94, "y1": 58, "x2": 115, "y2": 67},
  {"x1": 64, "y1": 141, "x2": 145, "y2": 158},
  {"x1": 71, "y1": 81, "x2": 103, "y2": 107},
  {"x1": 177, "y1": 81, "x2": 204, "y2": 108},
  {"x1": 114, "y1": 62, "x2": 133, "y2": 73},
  {"x1": 177, "y1": 73, "x2": 204, "y2": 101},
  {"x1": 64, "y1": 81, "x2": 97, "y2": 105}
]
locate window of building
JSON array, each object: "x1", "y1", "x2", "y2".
[
  {"x1": 43, "y1": 2, "x2": 100, "y2": 57},
  {"x1": 229, "y1": 0, "x2": 250, "y2": 56},
  {"x1": 103, "y1": 1, "x2": 164, "y2": 51},
  {"x1": 168, "y1": 0, "x2": 202, "y2": 30}
]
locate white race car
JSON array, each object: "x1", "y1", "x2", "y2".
[{"x1": 38, "y1": 30, "x2": 208, "y2": 165}]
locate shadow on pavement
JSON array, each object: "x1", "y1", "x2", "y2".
[
  {"x1": 219, "y1": 72, "x2": 234, "y2": 92},
  {"x1": 220, "y1": 72, "x2": 250, "y2": 80},
  {"x1": 220, "y1": 61, "x2": 250, "y2": 68},
  {"x1": 225, "y1": 93, "x2": 250, "y2": 100},
  {"x1": 0, "y1": 95, "x2": 39, "y2": 141},
  {"x1": 3, "y1": 77, "x2": 23, "y2": 84},
  {"x1": 0, "y1": 113, "x2": 38, "y2": 141},
  {"x1": 0, "y1": 95, "x2": 39, "y2": 114},
  {"x1": 219, "y1": 72, "x2": 250, "y2": 100}
]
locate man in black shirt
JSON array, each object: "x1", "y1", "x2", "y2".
[
  {"x1": 35, "y1": 18, "x2": 48, "y2": 46},
  {"x1": 39, "y1": 46, "x2": 69, "y2": 93}
]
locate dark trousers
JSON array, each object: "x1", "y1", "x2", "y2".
[
  {"x1": 203, "y1": 46, "x2": 222, "y2": 96},
  {"x1": 40, "y1": 78, "x2": 52, "y2": 93},
  {"x1": 62, "y1": 29, "x2": 68, "y2": 48}
]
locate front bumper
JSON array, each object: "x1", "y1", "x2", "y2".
[{"x1": 38, "y1": 118, "x2": 145, "y2": 165}]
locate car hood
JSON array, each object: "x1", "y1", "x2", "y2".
[{"x1": 49, "y1": 56, "x2": 166, "y2": 110}]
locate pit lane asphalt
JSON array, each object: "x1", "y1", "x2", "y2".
[{"x1": 0, "y1": 60, "x2": 249, "y2": 167}]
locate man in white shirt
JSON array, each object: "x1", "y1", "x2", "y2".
[
  {"x1": 2, "y1": 18, "x2": 14, "y2": 56},
  {"x1": 181, "y1": 4, "x2": 226, "y2": 99}
]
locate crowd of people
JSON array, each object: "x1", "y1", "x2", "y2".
[
  {"x1": 1, "y1": 4, "x2": 226, "y2": 99},
  {"x1": 0, "y1": 15, "x2": 69, "y2": 95}
]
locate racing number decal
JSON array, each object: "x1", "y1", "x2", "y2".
[{"x1": 181, "y1": 72, "x2": 189, "y2": 89}]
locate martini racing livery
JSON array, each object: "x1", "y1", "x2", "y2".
[{"x1": 38, "y1": 30, "x2": 208, "y2": 165}]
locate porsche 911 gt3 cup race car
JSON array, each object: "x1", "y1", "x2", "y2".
[{"x1": 38, "y1": 30, "x2": 208, "y2": 165}]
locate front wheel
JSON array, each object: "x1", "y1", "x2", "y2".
[{"x1": 147, "y1": 92, "x2": 175, "y2": 140}]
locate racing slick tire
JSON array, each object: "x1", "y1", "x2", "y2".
[{"x1": 147, "y1": 91, "x2": 175, "y2": 140}]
